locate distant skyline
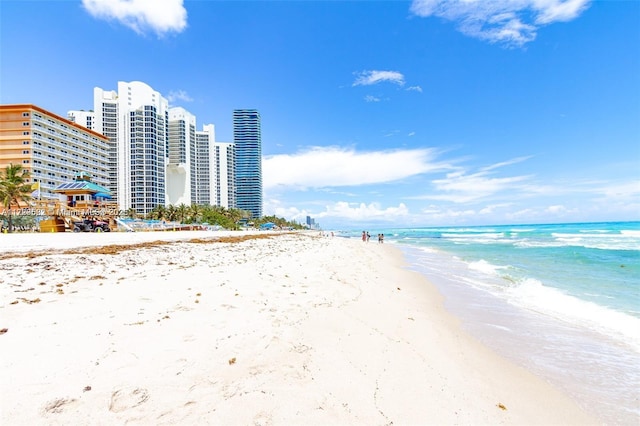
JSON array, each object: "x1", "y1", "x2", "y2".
[{"x1": 1, "y1": 0, "x2": 638, "y2": 229}]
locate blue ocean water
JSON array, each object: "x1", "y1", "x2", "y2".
[{"x1": 344, "y1": 222, "x2": 640, "y2": 424}]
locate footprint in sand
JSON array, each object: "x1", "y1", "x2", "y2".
[
  {"x1": 109, "y1": 387, "x2": 150, "y2": 412},
  {"x1": 253, "y1": 410, "x2": 273, "y2": 425},
  {"x1": 42, "y1": 397, "x2": 78, "y2": 414}
]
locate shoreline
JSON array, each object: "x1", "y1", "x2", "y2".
[
  {"x1": 0, "y1": 232, "x2": 596, "y2": 424},
  {"x1": 393, "y1": 237, "x2": 639, "y2": 425}
]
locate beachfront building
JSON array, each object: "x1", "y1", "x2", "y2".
[
  {"x1": 90, "y1": 81, "x2": 242, "y2": 216},
  {"x1": 92, "y1": 81, "x2": 169, "y2": 215},
  {"x1": 195, "y1": 124, "x2": 236, "y2": 209},
  {"x1": 194, "y1": 124, "x2": 214, "y2": 206},
  {"x1": 7, "y1": 81, "x2": 264, "y2": 220},
  {"x1": 166, "y1": 107, "x2": 195, "y2": 206},
  {"x1": 67, "y1": 110, "x2": 95, "y2": 131},
  {"x1": 0, "y1": 104, "x2": 109, "y2": 200},
  {"x1": 233, "y1": 109, "x2": 262, "y2": 218},
  {"x1": 211, "y1": 140, "x2": 236, "y2": 209},
  {"x1": 91, "y1": 88, "x2": 119, "y2": 203}
]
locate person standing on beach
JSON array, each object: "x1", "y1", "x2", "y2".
[{"x1": 362, "y1": 231, "x2": 367, "y2": 242}]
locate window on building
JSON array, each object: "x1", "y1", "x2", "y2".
[
  {"x1": 23, "y1": 131, "x2": 29, "y2": 135},
  {"x1": 22, "y1": 112, "x2": 29, "y2": 117}
]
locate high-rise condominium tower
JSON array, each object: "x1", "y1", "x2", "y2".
[
  {"x1": 166, "y1": 107, "x2": 195, "y2": 206},
  {"x1": 196, "y1": 124, "x2": 236, "y2": 209},
  {"x1": 92, "y1": 88, "x2": 119, "y2": 202},
  {"x1": 61, "y1": 81, "x2": 257, "y2": 217},
  {"x1": 94, "y1": 81, "x2": 169, "y2": 215},
  {"x1": 233, "y1": 109, "x2": 262, "y2": 218}
]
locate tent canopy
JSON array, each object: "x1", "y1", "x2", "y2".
[{"x1": 53, "y1": 180, "x2": 110, "y2": 194}]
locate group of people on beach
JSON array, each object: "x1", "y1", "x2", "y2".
[{"x1": 361, "y1": 231, "x2": 384, "y2": 243}]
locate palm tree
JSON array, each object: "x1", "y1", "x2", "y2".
[
  {"x1": 226, "y1": 208, "x2": 249, "y2": 230},
  {"x1": 188, "y1": 204, "x2": 203, "y2": 224},
  {"x1": 166, "y1": 205, "x2": 178, "y2": 222},
  {"x1": 201, "y1": 205, "x2": 226, "y2": 228},
  {"x1": 147, "y1": 204, "x2": 167, "y2": 221},
  {"x1": 0, "y1": 164, "x2": 33, "y2": 233},
  {"x1": 156, "y1": 204, "x2": 167, "y2": 221},
  {"x1": 177, "y1": 203, "x2": 188, "y2": 224}
]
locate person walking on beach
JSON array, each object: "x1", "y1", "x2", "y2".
[{"x1": 362, "y1": 231, "x2": 366, "y2": 242}]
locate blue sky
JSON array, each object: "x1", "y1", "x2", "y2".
[{"x1": 1, "y1": 0, "x2": 638, "y2": 229}]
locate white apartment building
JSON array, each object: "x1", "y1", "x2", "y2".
[
  {"x1": 91, "y1": 88, "x2": 119, "y2": 202},
  {"x1": 67, "y1": 110, "x2": 95, "y2": 131},
  {"x1": 194, "y1": 124, "x2": 213, "y2": 205},
  {"x1": 213, "y1": 141, "x2": 236, "y2": 209},
  {"x1": 62, "y1": 80, "x2": 238, "y2": 216},
  {"x1": 166, "y1": 107, "x2": 195, "y2": 206},
  {"x1": 196, "y1": 124, "x2": 236, "y2": 209},
  {"x1": 92, "y1": 81, "x2": 169, "y2": 215}
]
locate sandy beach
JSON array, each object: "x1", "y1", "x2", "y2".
[{"x1": 0, "y1": 231, "x2": 596, "y2": 425}]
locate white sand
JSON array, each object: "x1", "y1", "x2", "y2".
[{"x1": 0, "y1": 231, "x2": 596, "y2": 425}]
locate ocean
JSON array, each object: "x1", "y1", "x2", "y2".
[{"x1": 344, "y1": 222, "x2": 640, "y2": 424}]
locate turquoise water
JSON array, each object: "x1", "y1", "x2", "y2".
[{"x1": 343, "y1": 222, "x2": 640, "y2": 424}]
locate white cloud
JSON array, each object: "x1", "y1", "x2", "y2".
[
  {"x1": 409, "y1": 0, "x2": 591, "y2": 46},
  {"x1": 425, "y1": 175, "x2": 532, "y2": 203},
  {"x1": 406, "y1": 85, "x2": 423, "y2": 92},
  {"x1": 264, "y1": 198, "x2": 308, "y2": 222},
  {"x1": 364, "y1": 95, "x2": 381, "y2": 102},
  {"x1": 416, "y1": 157, "x2": 535, "y2": 203},
  {"x1": 353, "y1": 70, "x2": 405, "y2": 86},
  {"x1": 592, "y1": 180, "x2": 640, "y2": 200},
  {"x1": 81, "y1": 0, "x2": 187, "y2": 36},
  {"x1": 265, "y1": 197, "x2": 409, "y2": 226},
  {"x1": 545, "y1": 204, "x2": 570, "y2": 214},
  {"x1": 479, "y1": 203, "x2": 513, "y2": 215},
  {"x1": 522, "y1": 177, "x2": 640, "y2": 201},
  {"x1": 418, "y1": 205, "x2": 481, "y2": 224},
  {"x1": 481, "y1": 155, "x2": 533, "y2": 171},
  {"x1": 264, "y1": 147, "x2": 638, "y2": 227},
  {"x1": 508, "y1": 208, "x2": 538, "y2": 220},
  {"x1": 167, "y1": 90, "x2": 193, "y2": 103},
  {"x1": 533, "y1": 0, "x2": 591, "y2": 24},
  {"x1": 263, "y1": 146, "x2": 444, "y2": 190},
  {"x1": 317, "y1": 201, "x2": 410, "y2": 222}
]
